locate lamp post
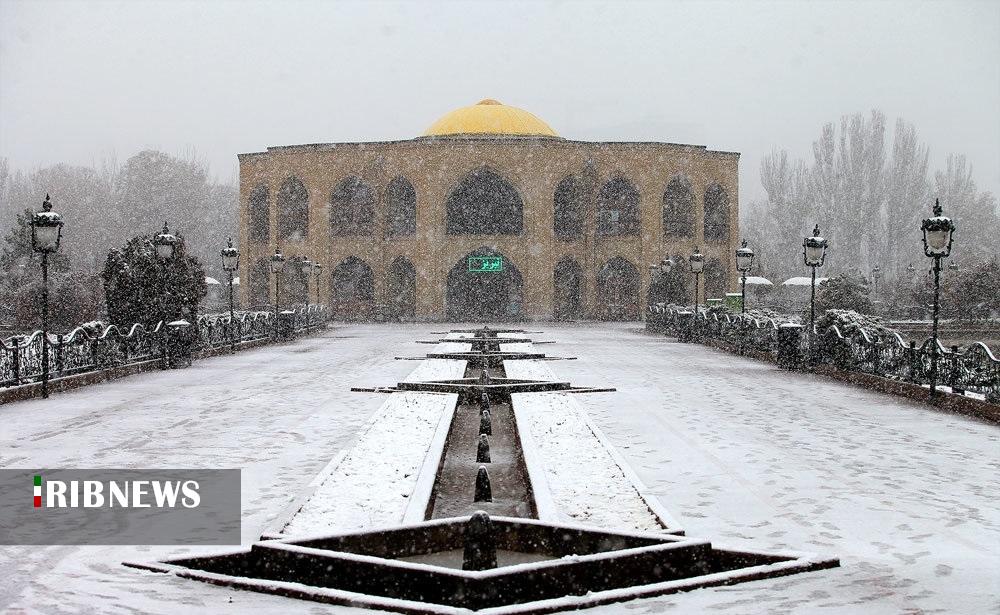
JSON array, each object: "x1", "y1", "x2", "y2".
[
  {"x1": 735, "y1": 240, "x2": 754, "y2": 314},
  {"x1": 30, "y1": 194, "x2": 64, "y2": 398},
  {"x1": 300, "y1": 258, "x2": 313, "y2": 331},
  {"x1": 153, "y1": 222, "x2": 180, "y2": 368},
  {"x1": 920, "y1": 199, "x2": 955, "y2": 398},
  {"x1": 803, "y1": 225, "x2": 829, "y2": 362},
  {"x1": 269, "y1": 247, "x2": 285, "y2": 339},
  {"x1": 311, "y1": 262, "x2": 323, "y2": 319},
  {"x1": 871, "y1": 265, "x2": 881, "y2": 301},
  {"x1": 689, "y1": 248, "x2": 705, "y2": 317},
  {"x1": 221, "y1": 238, "x2": 239, "y2": 353}
]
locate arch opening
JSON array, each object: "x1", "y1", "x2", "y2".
[
  {"x1": 277, "y1": 177, "x2": 309, "y2": 242},
  {"x1": 330, "y1": 256, "x2": 375, "y2": 321},
  {"x1": 553, "y1": 257, "x2": 584, "y2": 320},
  {"x1": 446, "y1": 248, "x2": 524, "y2": 321},
  {"x1": 596, "y1": 256, "x2": 640, "y2": 320},
  {"x1": 387, "y1": 256, "x2": 416, "y2": 320},
  {"x1": 647, "y1": 253, "x2": 690, "y2": 306}
]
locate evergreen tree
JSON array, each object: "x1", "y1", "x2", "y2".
[{"x1": 101, "y1": 233, "x2": 207, "y2": 327}]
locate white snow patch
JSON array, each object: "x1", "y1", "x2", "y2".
[
  {"x1": 782, "y1": 276, "x2": 828, "y2": 286},
  {"x1": 499, "y1": 342, "x2": 534, "y2": 353},
  {"x1": 433, "y1": 341, "x2": 472, "y2": 353},
  {"x1": 512, "y1": 391, "x2": 666, "y2": 532},
  {"x1": 282, "y1": 391, "x2": 458, "y2": 535},
  {"x1": 403, "y1": 358, "x2": 467, "y2": 382},
  {"x1": 504, "y1": 359, "x2": 556, "y2": 381}
]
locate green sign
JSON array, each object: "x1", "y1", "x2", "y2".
[{"x1": 468, "y1": 256, "x2": 503, "y2": 273}]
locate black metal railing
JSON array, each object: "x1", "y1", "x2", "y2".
[
  {"x1": 648, "y1": 303, "x2": 1000, "y2": 403},
  {"x1": 1, "y1": 305, "x2": 329, "y2": 390}
]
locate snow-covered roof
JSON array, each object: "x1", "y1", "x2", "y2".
[
  {"x1": 782, "y1": 276, "x2": 828, "y2": 287},
  {"x1": 205, "y1": 276, "x2": 221, "y2": 285},
  {"x1": 744, "y1": 276, "x2": 773, "y2": 286},
  {"x1": 232, "y1": 276, "x2": 240, "y2": 285}
]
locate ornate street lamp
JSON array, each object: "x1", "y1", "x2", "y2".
[
  {"x1": 735, "y1": 240, "x2": 754, "y2": 314},
  {"x1": 689, "y1": 248, "x2": 705, "y2": 317},
  {"x1": 803, "y1": 225, "x2": 828, "y2": 360},
  {"x1": 153, "y1": 222, "x2": 180, "y2": 368},
  {"x1": 269, "y1": 247, "x2": 286, "y2": 339},
  {"x1": 153, "y1": 222, "x2": 179, "y2": 259},
  {"x1": 221, "y1": 238, "x2": 240, "y2": 353},
  {"x1": 300, "y1": 258, "x2": 313, "y2": 331},
  {"x1": 30, "y1": 194, "x2": 63, "y2": 398},
  {"x1": 920, "y1": 199, "x2": 955, "y2": 397}
]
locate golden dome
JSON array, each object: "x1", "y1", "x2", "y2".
[{"x1": 423, "y1": 99, "x2": 559, "y2": 138}]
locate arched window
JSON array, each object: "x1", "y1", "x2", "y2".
[
  {"x1": 248, "y1": 258, "x2": 270, "y2": 308},
  {"x1": 662, "y1": 176, "x2": 694, "y2": 238},
  {"x1": 596, "y1": 177, "x2": 640, "y2": 237},
  {"x1": 386, "y1": 176, "x2": 416, "y2": 237},
  {"x1": 276, "y1": 177, "x2": 309, "y2": 241},
  {"x1": 704, "y1": 183, "x2": 730, "y2": 242},
  {"x1": 387, "y1": 256, "x2": 416, "y2": 320},
  {"x1": 596, "y1": 256, "x2": 640, "y2": 320},
  {"x1": 553, "y1": 257, "x2": 583, "y2": 319},
  {"x1": 330, "y1": 256, "x2": 374, "y2": 320},
  {"x1": 446, "y1": 167, "x2": 523, "y2": 235},
  {"x1": 704, "y1": 257, "x2": 727, "y2": 298},
  {"x1": 553, "y1": 175, "x2": 584, "y2": 239},
  {"x1": 331, "y1": 177, "x2": 376, "y2": 237},
  {"x1": 248, "y1": 185, "x2": 269, "y2": 244}
]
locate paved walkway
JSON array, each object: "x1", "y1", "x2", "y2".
[
  {"x1": 1, "y1": 323, "x2": 997, "y2": 614},
  {"x1": 552, "y1": 323, "x2": 1000, "y2": 614}
]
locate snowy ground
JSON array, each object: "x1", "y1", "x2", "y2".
[
  {"x1": 280, "y1": 391, "x2": 458, "y2": 536},
  {"x1": 1, "y1": 323, "x2": 998, "y2": 614}
]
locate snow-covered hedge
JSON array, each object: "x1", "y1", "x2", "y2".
[{"x1": 815, "y1": 309, "x2": 899, "y2": 339}]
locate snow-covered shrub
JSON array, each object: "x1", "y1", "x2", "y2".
[{"x1": 816, "y1": 309, "x2": 898, "y2": 339}]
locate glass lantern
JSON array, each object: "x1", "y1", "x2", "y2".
[
  {"x1": 803, "y1": 225, "x2": 828, "y2": 267},
  {"x1": 221, "y1": 238, "x2": 239, "y2": 272},
  {"x1": 921, "y1": 199, "x2": 955, "y2": 257},
  {"x1": 31, "y1": 194, "x2": 64, "y2": 254}
]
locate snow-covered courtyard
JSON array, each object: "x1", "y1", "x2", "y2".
[{"x1": 1, "y1": 323, "x2": 998, "y2": 614}]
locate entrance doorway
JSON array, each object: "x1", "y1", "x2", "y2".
[{"x1": 446, "y1": 248, "x2": 523, "y2": 321}]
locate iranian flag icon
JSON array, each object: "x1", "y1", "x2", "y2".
[{"x1": 34, "y1": 475, "x2": 41, "y2": 508}]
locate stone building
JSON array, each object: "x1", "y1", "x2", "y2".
[{"x1": 237, "y1": 99, "x2": 739, "y2": 321}]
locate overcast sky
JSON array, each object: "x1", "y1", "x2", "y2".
[{"x1": 2, "y1": 0, "x2": 998, "y2": 206}]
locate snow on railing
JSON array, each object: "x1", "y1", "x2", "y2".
[
  {"x1": 648, "y1": 304, "x2": 999, "y2": 403},
  {"x1": 0, "y1": 305, "x2": 330, "y2": 391}
]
